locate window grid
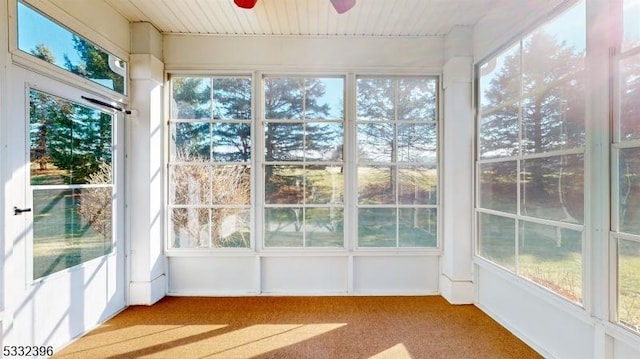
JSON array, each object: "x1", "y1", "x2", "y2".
[
  {"x1": 612, "y1": 0, "x2": 640, "y2": 334},
  {"x1": 476, "y1": 1, "x2": 586, "y2": 305},
  {"x1": 356, "y1": 76, "x2": 439, "y2": 249}
]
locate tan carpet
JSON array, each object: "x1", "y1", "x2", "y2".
[{"x1": 53, "y1": 296, "x2": 542, "y2": 359}]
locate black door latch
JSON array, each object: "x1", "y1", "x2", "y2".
[{"x1": 14, "y1": 207, "x2": 32, "y2": 215}]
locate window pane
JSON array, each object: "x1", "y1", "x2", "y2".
[
  {"x1": 18, "y1": 1, "x2": 126, "y2": 94},
  {"x1": 357, "y1": 123, "x2": 394, "y2": 162},
  {"x1": 265, "y1": 77, "x2": 343, "y2": 120},
  {"x1": 33, "y1": 188, "x2": 112, "y2": 279},
  {"x1": 478, "y1": 213, "x2": 516, "y2": 271},
  {"x1": 212, "y1": 77, "x2": 252, "y2": 120},
  {"x1": 623, "y1": 0, "x2": 640, "y2": 52},
  {"x1": 519, "y1": 221, "x2": 582, "y2": 303},
  {"x1": 398, "y1": 167, "x2": 437, "y2": 205},
  {"x1": 521, "y1": 154, "x2": 584, "y2": 224},
  {"x1": 212, "y1": 165, "x2": 251, "y2": 205},
  {"x1": 169, "y1": 165, "x2": 211, "y2": 205},
  {"x1": 304, "y1": 78, "x2": 344, "y2": 119},
  {"x1": 306, "y1": 165, "x2": 344, "y2": 205},
  {"x1": 358, "y1": 208, "x2": 396, "y2": 247},
  {"x1": 479, "y1": 161, "x2": 517, "y2": 213},
  {"x1": 620, "y1": 54, "x2": 640, "y2": 142},
  {"x1": 398, "y1": 78, "x2": 437, "y2": 121},
  {"x1": 264, "y1": 208, "x2": 303, "y2": 247},
  {"x1": 357, "y1": 78, "x2": 394, "y2": 121},
  {"x1": 170, "y1": 122, "x2": 211, "y2": 161},
  {"x1": 618, "y1": 239, "x2": 640, "y2": 332},
  {"x1": 479, "y1": 43, "x2": 521, "y2": 113},
  {"x1": 172, "y1": 77, "x2": 211, "y2": 119},
  {"x1": 398, "y1": 124, "x2": 437, "y2": 163},
  {"x1": 305, "y1": 207, "x2": 344, "y2": 247},
  {"x1": 619, "y1": 147, "x2": 640, "y2": 235},
  {"x1": 30, "y1": 89, "x2": 113, "y2": 185},
  {"x1": 212, "y1": 123, "x2": 251, "y2": 162},
  {"x1": 170, "y1": 208, "x2": 211, "y2": 248},
  {"x1": 305, "y1": 123, "x2": 343, "y2": 161},
  {"x1": 265, "y1": 165, "x2": 304, "y2": 204},
  {"x1": 212, "y1": 208, "x2": 250, "y2": 248},
  {"x1": 478, "y1": 105, "x2": 519, "y2": 159},
  {"x1": 358, "y1": 166, "x2": 394, "y2": 205},
  {"x1": 265, "y1": 123, "x2": 304, "y2": 161},
  {"x1": 399, "y1": 208, "x2": 437, "y2": 247}
]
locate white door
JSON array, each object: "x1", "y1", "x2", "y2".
[{"x1": 3, "y1": 66, "x2": 125, "y2": 351}]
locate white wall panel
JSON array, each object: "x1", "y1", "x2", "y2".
[
  {"x1": 353, "y1": 256, "x2": 439, "y2": 294},
  {"x1": 168, "y1": 256, "x2": 258, "y2": 295},
  {"x1": 476, "y1": 264, "x2": 593, "y2": 359},
  {"x1": 614, "y1": 336, "x2": 640, "y2": 359},
  {"x1": 163, "y1": 35, "x2": 443, "y2": 71},
  {"x1": 261, "y1": 256, "x2": 348, "y2": 294}
]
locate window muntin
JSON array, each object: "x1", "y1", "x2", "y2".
[
  {"x1": 169, "y1": 76, "x2": 252, "y2": 249},
  {"x1": 614, "y1": 0, "x2": 640, "y2": 334},
  {"x1": 29, "y1": 89, "x2": 114, "y2": 279},
  {"x1": 356, "y1": 76, "x2": 438, "y2": 248},
  {"x1": 263, "y1": 76, "x2": 345, "y2": 248},
  {"x1": 476, "y1": 2, "x2": 585, "y2": 304},
  {"x1": 17, "y1": 1, "x2": 127, "y2": 95}
]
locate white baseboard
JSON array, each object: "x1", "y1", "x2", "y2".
[
  {"x1": 439, "y1": 275, "x2": 474, "y2": 304},
  {"x1": 129, "y1": 274, "x2": 166, "y2": 305}
]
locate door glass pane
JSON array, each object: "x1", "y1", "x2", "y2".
[
  {"x1": 33, "y1": 188, "x2": 112, "y2": 279},
  {"x1": 29, "y1": 89, "x2": 114, "y2": 279},
  {"x1": 519, "y1": 221, "x2": 582, "y2": 303},
  {"x1": 17, "y1": 1, "x2": 127, "y2": 94}
]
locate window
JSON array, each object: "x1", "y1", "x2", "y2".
[
  {"x1": 263, "y1": 76, "x2": 345, "y2": 248},
  {"x1": 17, "y1": 0, "x2": 127, "y2": 95},
  {"x1": 29, "y1": 89, "x2": 114, "y2": 279},
  {"x1": 477, "y1": 2, "x2": 586, "y2": 304},
  {"x1": 168, "y1": 74, "x2": 439, "y2": 250},
  {"x1": 356, "y1": 76, "x2": 438, "y2": 248},
  {"x1": 613, "y1": 0, "x2": 640, "y2": 334},
  {"x1": 169, "y1": 76, "x2": 253, "y2": 248}
]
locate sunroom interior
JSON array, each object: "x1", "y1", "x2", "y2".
[{"x1": 1, "y1": 0, "x2": 640, "y2": 357}]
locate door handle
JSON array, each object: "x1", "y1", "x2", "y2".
[{"x1": 14, "y1": 206, "x2": 32, "y2": 215}]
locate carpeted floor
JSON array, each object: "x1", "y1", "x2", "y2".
[{"x1": 53, "y1": 296, "x2": 542, "y2": 359}]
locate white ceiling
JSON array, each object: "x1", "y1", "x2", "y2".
[{"x1": 103, "y1": 0, "x2": 513, "y2": 37}]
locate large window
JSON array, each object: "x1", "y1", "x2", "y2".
[
  {"x1": 29, "y1": 89, "x2": 114, "y2": 279},
  {"x1": 356, "y1": 77, "x2": 438, "y2": 248},
  {"x1": 614, "y1": 0, "x2": 640, "y2": 334},
  {"x1": 263, "y1": 76, "x2": 345, "y2": 248},
  {"x1": 168, "y1": 74, "x2": 439, "y2": 250},
  {"x1": 169, "y1": 76, "x2": 253, "y2": 248},
  {"x1": 17, "y1": 0, "x2": 127, "y2": 95},
  {"x1": 477, "y1": 2, "x2": 586, "y2": 304}
]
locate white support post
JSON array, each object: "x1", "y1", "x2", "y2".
[
  {"x1": 127, "y1": 22, "x2": 166, "y2": 305},
  {"x1": 440, "y1": 26, "x2": 475, "y2": 304}
]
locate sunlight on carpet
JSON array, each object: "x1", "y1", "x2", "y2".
[{"x1": 369, "y1": 343, "x2": 413, "y2": 359}]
